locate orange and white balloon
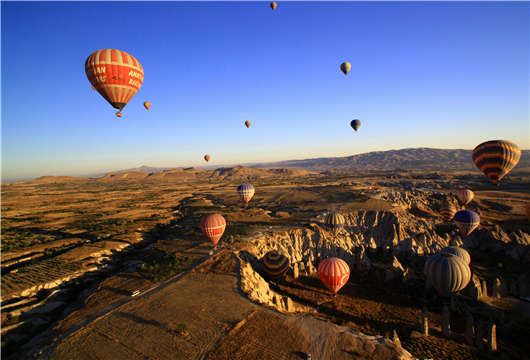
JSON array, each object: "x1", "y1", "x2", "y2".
[
  {"x1": 200, "y1": 214, "x2": 226, "y2": 245},
  {"x1": 318, "y1": 257, "x2": 350, "y2": 294},
  {"x1": 85, "y1": 49, "x2": 144, "y2": 113}
]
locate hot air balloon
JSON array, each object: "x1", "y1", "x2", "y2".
[
  {"x1": 456, "y1": 190, "x2": 474, "y2": 206},
  {"x1": 92, "y1": 85, "x2": 96, "y2": 91},
  {"x1": 85, "y1": 49, "x2": 144, "y2": 114},
  {"x1": 424, "y1": 253, "x2": 471, "y2": 297},
  {"x1": 245, "y1": 120, "x2": 251, "y2": 128},
  {"x1": 144, "y1": 101, "x2": 151, "y2": 110},
  {"x1": 453, "y1": 210, "x2": 480, "y2": 236},
  {"x1": 472, "y1": 140, "x2": 521, "y2": 185},
  {"x1": 116, "y1": 112, "x2": 122, "y2": 118},
  {"x1": 200, "y1": 214, "x2": 226, "y2": 246},
  {"x1": 441, "y1": 246, "x2": 470, "y2": 265},
  {"x1": 237, "y1": 184, "x2": 255, "y2": 206},
  {"x1": 270, "y1": 2, "x2": 277, "y2": 10},
  {"x1": 340, "y1": 62, "x2": 351, "y2": 75},
  {"x1": 350, "y1": 119, "x2": 361, "y2": 132},
  {"x1": 440, "y1": 202, "x2": 456, "y2": 222},
  {"x1": 261, "y1": 251, "x2": 289, "y2": 280},
  {"x1": 204, "y1": 154, "x2": 211, "y2": 162},
  {"x1": 318, "y1": 257, "x2": 350, "y2": 294},
  {"x1": 324, "y1": 212, "x2": 345, "y2": 234}
]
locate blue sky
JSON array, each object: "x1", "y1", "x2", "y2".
[{"x1": 2, "y1": 1, "x2": 528, "y2": 181}]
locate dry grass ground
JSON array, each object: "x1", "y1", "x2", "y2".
[{"x1": 1, "y1": 169, "x2": 529, "y2": 359}]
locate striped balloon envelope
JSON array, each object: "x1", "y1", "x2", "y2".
[
  {"x1": 441, "y1": 246, "x2": 470, "y2": 265},
  {"x1": 453, "y1": 210, "x2": 480, "y2": 236},
  {"x1": 324, "y1": 212, "x2": 345, "y2": 234},
  {"x1": 261, "y1": 251, "x2": 290, "y2": 280},
  {"x1": 237, "y1": 184, "x2": 255, "y2": 206},
  {"x1": 318, "y1": 257, "x2": 350, "y2": 294},
  {"x1": 424, "y1": 253, "x2": 471, "y2": 297},
  {"x1": 200, "y1": 214, "x2": 226, "y2": 245},
  {"x1": 440, "y1": 202, "x2": 456, "y2": 222},
  {"x1": 456, "y1": 190, "x2": 474, "y2": 206},
  {"x1": 85, "y1": 49, "x2": 144, "y2": 113},
  {"x1": 472, "y1": 140, "x2": 521, "y2": 185}
]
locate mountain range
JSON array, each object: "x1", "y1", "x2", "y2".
[
  {"x1": 25, "y1": 147, "x2": 530, "y2": 183},
  {"x1": 251, "y1": 147, "x2": 530, "y2": 172}
]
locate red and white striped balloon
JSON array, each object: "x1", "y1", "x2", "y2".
[
  {"x1": 318, "y1": 257, "x2": 350, "y2": 294},
  {"x1": 200, "y1": 214, "x2": 226, "y2": 245},
  {"x1": 456, "y1": 190, "x2": 474, "y2": 206},
  {"x1": 85, "y1": 49, "x2": 144, "y2": 112}
]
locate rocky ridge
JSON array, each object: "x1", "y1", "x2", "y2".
[{"x1": 238, "y1": 189, "x2": 530, "y2": 314}]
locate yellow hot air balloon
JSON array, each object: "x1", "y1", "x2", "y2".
[
  {"x1": 340, "y1": 62, "x2": 351, "y2": 75},
  {"x1": 270, "y1": 2, "x2": 277, "y2": 10},
  {"x1": 204, "y1": 154, "x2": 211, "y2": 162},
  {"x1": 144, "y1": 101, "x2": 151, "y2": 110}
]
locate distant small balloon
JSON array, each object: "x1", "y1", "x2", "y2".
[
  {"x1": 453, "y1": 210, "x2": 480, "y2": 236},
  {"x1": 340, "y1": 62, "x2": 351, "y2": 75},
  {"x1": 262, "y1": 251, "x2": 289, "y2": 280},
  {"x1": 200, "y1": 214, "x2": 226, "y2": 245},
  {"x1": 350, "y1": 119, "x2": 361, "y2": 132},
  {"x1": 245, "y1": 120, "x2": 251, "y2": 128},
  {"x1": 237, "y1": 184, "x2": 255, "y2": 206},
  {"x1": 456, "y1": 190, "x2": 474, "y2": 206},
  {"x1": 324, "y1": 212, "x2": 345, "y2": 234},
  {"x1": 116, "y1": 112, "x2": 122, "y2": 118},
  {"x1": 440, "y1": 202, "x2": 456, "y2": 222},
  {"x1": 270, "y1": 2, "x2": 277, "y2": 10},
  {"x1": 144, "y1": 101, "x2": 151, "y2": 110},
  {"x1": 318, "y1": 257, "x2": 350, "y2": 294},
  {"x1": 204, "y1": 154, "x2": 211, "y2": 162}
]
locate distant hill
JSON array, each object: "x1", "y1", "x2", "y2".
[
  {"x1": 211, "y1": 166, "x2": 312, "y2": 180},
  {"x1": 113, "y1": 165, "x2": 175, "y2": 174},
  {"x1": 252, "y1": 148, "x2": 530, "y2": 172},
  {"x1": 11, "y1": 148, "x2": 530, "y2": 184},
  {"x1": 95, "y1": 166, "x2": 314, "y2": 183},
  {"x1": 33, "y1": 176, "x2": 88, "y2": 183}
]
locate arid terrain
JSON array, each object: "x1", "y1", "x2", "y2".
[{"x1": 2, "y1": 149, "x2": 530, "y2": 360}]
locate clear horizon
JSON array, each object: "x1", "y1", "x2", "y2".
[
  {"x1": 3, "y1": 145, "x2": 530, "y2": 183},
  {"x1": 2, "y1": 1, "x2": 529, "y2": 182}
]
